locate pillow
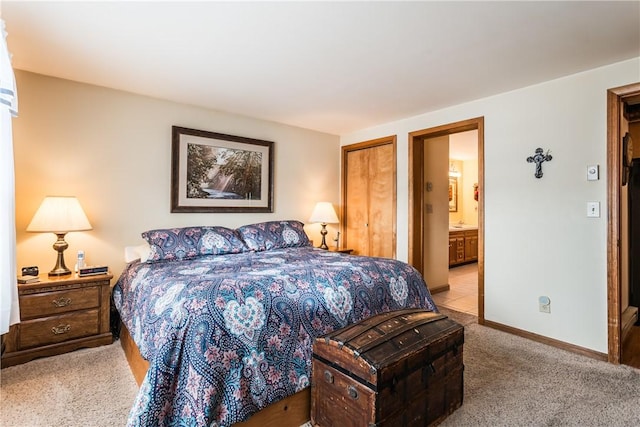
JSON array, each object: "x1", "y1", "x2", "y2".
[
  {"x1": 197, "y1": 226, "x2": 247, "y2": 256},
  {"x1": 124, "y1": 243, "x2": 151, "y2": 263},
  {"x1": 142, "y1": 226, "x2": 246, "y2": 262},
  {"x1": 236, "y1": 220, "x2": 311, "y2": 251}
]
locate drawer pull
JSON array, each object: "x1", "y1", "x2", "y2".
[
  {"x1": 324, "y1": 370, "x2": 334, "y2": 384},
  {"x1": 52, "y1": 297, "x2": 72, "y2": 307},
  {"x1": 52, "y1": 324, "x2": 71, "y2": 335},
  {"x1": 347, "y1": 385, "x2": 358, "y2": 400}
]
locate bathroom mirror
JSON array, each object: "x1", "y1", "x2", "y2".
[{"x1": 448, "y1": 177, "x2": 458, "y2": 212}]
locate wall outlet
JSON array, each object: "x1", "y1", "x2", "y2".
[{"x1": 539, "y1": 296, "x2": 551, "y2": 314}]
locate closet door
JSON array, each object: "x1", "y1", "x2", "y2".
[
  {"x1": 342, "y1": 137, "x2": 396, "y2": 258},
  {"x1": 368, "y1": 143, "x2": 394, "y2": 257},
  {"x1": 345, "y1": 148, "x2": 370, "y2": 256}
]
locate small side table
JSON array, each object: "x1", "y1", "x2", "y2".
[
  {"x1": 1, "y1": 272, "x2": 113, "y2": 368},
  {"x1": 329, "y1": 248, "x2": 354, "y2": 254}
]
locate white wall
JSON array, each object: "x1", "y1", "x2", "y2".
[
  {"x1": 13, "y1": 71, "x2": 340, "y2": 279},
  {"x1": 341, "y1": 58, "x2": 640, "y2": 353}
]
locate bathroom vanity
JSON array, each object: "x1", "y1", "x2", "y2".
[{"x1": 448, "y1": 226, "x2": 478, "y2": 267}]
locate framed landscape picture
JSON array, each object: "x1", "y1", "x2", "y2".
[{"x1": 171, "y1": 126, "x2": 274, "y2": 213}]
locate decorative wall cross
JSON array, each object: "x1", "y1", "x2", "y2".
[{"x1": 526, "y1": 148, "x2": 552, "y2": 178}]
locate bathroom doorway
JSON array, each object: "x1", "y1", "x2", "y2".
[
  {"x1": 439, "y1": 131, "x2": 479, "y2": 315},
  {"x1": 408, "y1": 117, "x2": 485, "y2": 322}
]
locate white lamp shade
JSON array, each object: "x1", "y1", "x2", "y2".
[
  {"x1": 309, "y1": 202, "x2": 339, "y2": 224},
  {"x1": 26, "y1": 196, "x2": 92, "y2": 233}
]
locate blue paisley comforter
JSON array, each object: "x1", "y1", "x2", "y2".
[{"x1": 113, "y1": 247, "x2": 436, "y2": 426}]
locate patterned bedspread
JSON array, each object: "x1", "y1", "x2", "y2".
[{"x1": 113, "y1": 247, "x2": 436, "y2": 426}]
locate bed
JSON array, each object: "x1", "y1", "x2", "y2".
[{"x1": 113, "y1": 220, "x2": 437, "y2": 427}]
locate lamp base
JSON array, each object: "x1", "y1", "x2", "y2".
[
  {"x1": 319, "y1": 223, "x2": 329, "y2": 250},
  {"x1": 49, "y1": 232, "x2": 72, "y2": 277},
  {"x1": 49, "y1": 268, "x2": 72, "y2": 277}
]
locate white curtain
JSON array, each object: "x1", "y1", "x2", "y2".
[{"x1": 0, "y1": 18, "x2": 20, "y2": 335}]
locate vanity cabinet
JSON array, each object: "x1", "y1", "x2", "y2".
[
  {"x1": 449, "y1": 229, "x2": 478, "y2": 267},
  {"x1": 449, "y1": 234, "x2": 465, "y2": 266}
]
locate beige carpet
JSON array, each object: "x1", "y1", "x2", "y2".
[
  {"x1": 2, "y1": 309, "x2": 640, "y2": 426},
  {"x1": 0, "y1": 342, "x2": 138, "y2": 427},
  {"x1": 439, "y1": 308, "x2": 640, "y2": 426}
]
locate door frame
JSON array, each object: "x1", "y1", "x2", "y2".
[
  {"x1": 408, "y1": 117, "x2": 485, "y2": 322},
  {"x1": 607, "y1": 82, "x2": 640, "y2": 364}
]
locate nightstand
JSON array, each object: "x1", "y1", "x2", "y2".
[
  {"x1": 1, "y1": 273, "x2": 113, "y2": 368},
  {"x1": 330, "y1": 248, "x2": 354, "y2": 254}
]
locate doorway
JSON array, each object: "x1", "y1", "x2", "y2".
[
  {"x1": 408, "y1": 117, "x2": 485, "y2": 323},
  {"x1": 607, "y1": 82, "x2": 640, "y2": 366}
]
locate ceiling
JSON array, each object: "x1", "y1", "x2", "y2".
[{"x1": 2, "y1": 1, "x2": 639, "y2": 136}]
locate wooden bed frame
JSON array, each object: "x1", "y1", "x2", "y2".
[{"x1": 119, "y1": 324, "x2": 311, "y2": 427}]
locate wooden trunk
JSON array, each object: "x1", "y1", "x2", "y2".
[{"x1": 311, "y1": 309, "x2": 463, "y2": 427}]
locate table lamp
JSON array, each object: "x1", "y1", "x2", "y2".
[
  {"x1": 26, "y1": 196, "x2": 92, "y2": 276},
  {"x1": 309, "y1": 202, "x2": 339, "y2": 250}
]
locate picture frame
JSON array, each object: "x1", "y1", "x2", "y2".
[
  {"x1": 448, "y1": 177, "x2": 458, "y2": 212},
  {"x1": 171, "y1": 126, "x2": 274, "y2": 213}
]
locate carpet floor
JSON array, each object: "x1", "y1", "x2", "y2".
[
  {"x1": 2, "y1": 308, "x2": 639, "y2": 426},
  {"x1": 0, "y1": 341, "x2": 138, "y2": 426}
]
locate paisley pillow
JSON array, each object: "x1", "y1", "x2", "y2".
[
  {"x1": 197, "y1": 227, "x2": 247, "y2": 256},
  {"x1": 236, "y1": 220, "x2": 311, "y2": 251},
  {"x1": 142, "y1": 226, "x2": 246, "y2": 262}
]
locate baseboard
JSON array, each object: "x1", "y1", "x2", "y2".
[
  {"x1": 430, "y1": 283, "x2": 450, "y2": 294},
  {"x1": 483, "y1": 319, "x2": 608, "y2": 362}
]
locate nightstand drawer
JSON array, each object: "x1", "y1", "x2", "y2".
[
  {"x1": 18, "y1": 309, "x2": 100, "y2": 349},
  {"x1": 20, "y1": 287, "x2": 100, "y2": 319}
]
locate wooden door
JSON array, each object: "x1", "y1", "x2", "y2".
[
  {"x1": 368, "y1": 143, "x2": 394, "y2": 258},
  {"x1": 345, "y1": 148, "x2": 370, "y2": 256},
  {"x1": 342, "y1": 137, "x2": 396, "y2": 258}
]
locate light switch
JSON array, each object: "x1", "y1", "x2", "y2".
[
  {"x1": 587, "y1": 201, "x2": 600, "y2": 218},
  {"x1": 587, "y1": 165, "x2": 599, "y2": 181}
]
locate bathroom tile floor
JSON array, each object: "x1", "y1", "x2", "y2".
[{"x1": 432, "y1": 263, "x2": 478, "y2": 316}]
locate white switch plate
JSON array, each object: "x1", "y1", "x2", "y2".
[
  {"x1": 587, "y1": 201, "x2": 600, "y2": 218},
  {"x1": 587, "y1": 165, "x2": 599, "y2": 181}
]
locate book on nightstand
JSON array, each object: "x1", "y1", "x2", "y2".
[{"x1": 17, "y1": 275, "x2": 40, "y2": 284}]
